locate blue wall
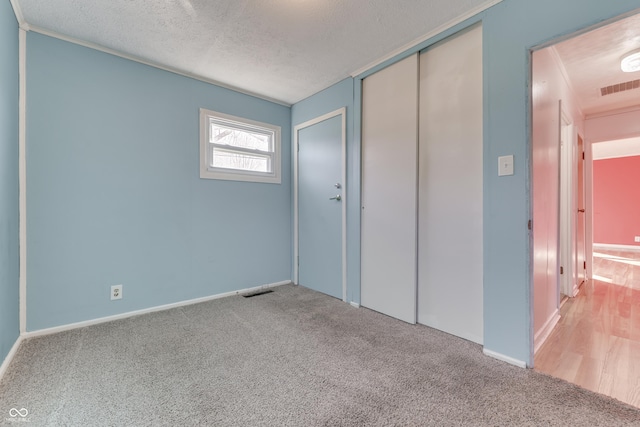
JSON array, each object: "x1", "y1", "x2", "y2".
[
  {"x1": 481, "y1": 0, "x2": 639, "y2": 366},
  {"x1": 0, "y1": 0, "x2": 20, "y2": 364},
  {"x1": 291, "y1": 78, "x2": 358, "y2": 303},
  {"x1": 26, "y1": 33, "x2": 292, "y2": 330},
  {"x1": 18, "y1": 0, "x2": 640, "y2": 361},
  {"x1": 294, "y1": 0, "x2": 640, "y2": 365}
]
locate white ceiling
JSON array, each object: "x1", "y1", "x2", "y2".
[
  {"x1": 14, "y1": 0, "x2": 499, "y2": 105},
  {"x1": 553, "y1": 12, "x2": 640, "y2": 116}
]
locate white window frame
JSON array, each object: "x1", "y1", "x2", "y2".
[{"x1": 199, "y1": 108, "x2": 281, "y2": 184}]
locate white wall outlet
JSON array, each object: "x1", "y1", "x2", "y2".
[
  {"x1": 111, "y1": 284, "x2": 123, "y2": 300},
  {"x1": 635, "y1": 236, "x2": 640, "y2": 243}
]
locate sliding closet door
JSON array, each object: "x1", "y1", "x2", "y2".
[
  {"x1": 417, "y1": 25, "x2": 483, "y2": 343},
  {"x1": 361, "y1": 54, "x2": 418, "y2": 324}
]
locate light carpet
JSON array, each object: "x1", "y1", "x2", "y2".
[{"x1": 1, "y1": 284, "x2": 639, "y2": 426}]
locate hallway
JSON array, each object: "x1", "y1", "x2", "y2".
[{"x1": 535, "y1": 249, "x2": 640, "y2": 408}]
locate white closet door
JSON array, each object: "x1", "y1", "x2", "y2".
[
  {"x1": 417, "y1": 25, "x2": 484, "y2": 343},
  {"x1": 361, "y1": 54, "x2": 418, "y2": 324}
]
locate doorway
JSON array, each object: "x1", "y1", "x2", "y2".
[
  {"x1": 293, "y1": 108, "x2": 347, "y2": 301},
  {"x1": 558, "y1": 108, "x2": 587, "y2": 301},
  {"x1": 559, "y1": 107, "x2": 576, "y2": 299},
  {"x1": 532, "y1": 12, "x2": 640, "y2": 408},
  {"x1": 591, "y1": 135, "x2": 640, "y2": 286}
]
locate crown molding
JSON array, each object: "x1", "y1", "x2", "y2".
[
  {"x1": 548, "y1": 46, "x2": 584, "y2": 119},
  {"x1": 585, "y1": 104, "x2": 640, "y2": 120},
  {"x1": 8, "y1": 0, "x2": 28, "y2": 30}
]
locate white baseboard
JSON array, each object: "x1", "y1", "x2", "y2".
[
  {"x1": 593, "y1": 243, "x2": 640, "y2": 252},
  {"x1": 571, "y1": 284, "x2": 579, "y2": 298},
  {"x1": 23, "y1": 280, "x2": 291, "y2": 339},
  {"x1": 0, "y1": 336, "x2": 24, "y2": 383},
  {"x1": 534, "y1": 310, "x2": 561, "y2": 354},
  {"x1": 349, "y1": 302, "x2": 360, "y2": 308},
  {"x1": 483, "y1": 348, "x2": 527, "y2": 368}
]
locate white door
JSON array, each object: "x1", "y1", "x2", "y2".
[
  {"x1": 576, "y1": 135, "x2": 587, "y2": 285},
  {"x1": 294, "y1": 109, "x2": 346, "y2": 300},
  {"x1": 361, "y1": 54, "x2": 418, "y2": 324},
  {"x1": 417, "y1": 24, "x2": 484, "y2": 344},
  {"x1": 559, "y1": 110, "x2": 576, "y2": 298}
]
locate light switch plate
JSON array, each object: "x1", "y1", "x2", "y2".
[{"x1": 498, "y1": 155, "x2": 514, "y2": 176}]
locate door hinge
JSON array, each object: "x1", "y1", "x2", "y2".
[
  {"x1": 583, "y1": 261, "x2": 586, "y2": 270},
  {"x1": 560, "y1": 266, "x2": 564, "y2": 274},
  {"x1": 582, "y1": 152, "x2": 585, "y2": 160},
  {"x1": 297, "y1": 142, "x2": 300, "y2": 152},
  {"x1": 528, "y1": 220, "x2": 532, "y2": 230}
]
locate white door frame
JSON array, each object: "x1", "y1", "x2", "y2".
[
  {"x1": 559, "y1": 103, "x2": 577, "y2": 299},
  {"x1": 293, "y1": 107, "x2": 347, "y2": 302}
]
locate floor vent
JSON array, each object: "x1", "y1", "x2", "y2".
[
  {"x1": 242, "y1": 289, "x2": 274, "y2": 298},
  {"x1": 600, "y1": 79, "x2": 640, "y2": 96}
]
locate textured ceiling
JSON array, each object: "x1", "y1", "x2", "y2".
[
  {"x1": 553, "y1": 13, "x2": 640, "y2": 116},
  {"x1": 15, "y1": 0, "x2": 498, "y2": 105}
]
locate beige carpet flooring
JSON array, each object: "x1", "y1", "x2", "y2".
[{"x1": 1, "y1": 284, "x2": 639, "y2": 426}]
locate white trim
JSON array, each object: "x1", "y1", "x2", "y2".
[
  {"x1": 8, "y1": 0, "x2": 27, "y2": 29},
  {"x1": 349, "y1": 302, "x2": 360, "y2": 309},
  {"x1": 548, "y1": 46, "x2": 583, "y2": 118},
  {"x1": 23, "y1": 281, "x2": 291, "y2": 339},
  {"x1": 0, "y1": 336, "x2": 23, "y2": 382},
  {"x1": 340, "y1": 111, "x2": 347, "y2": 302},
  {"x1": 25, "y1": 25, "x2": 290, "y2": 108},
  {"x1": 585, "y1": 134, "x2": 593, "y2": 281},
  {"x1": 293, "y1": 107, "x2": 347, "y2": 302},
  {"x1": 534, "y1": 310, "x2": 561, "y2": 354},
  {"x1": 350, "y1": 0, "x2": 502, "y2": 77},
  {"x1": 574, "y1": 281, "x2": 585, "y2": 296},
  {"x1": 19, "y1": 28, "x2": 27, "y2": 334},
  {"x1": 593, "y1": 243, "x2": 640, "y2": 252},
  {"x1": 559, "y1": 105, "x2": 575, "y2": 299},
  {"x1": 483, "y1": 348, "x2": 528, "y2": 368},
  {"x1": 592, "y1": 137, "x2": 640, "y2": 160}
]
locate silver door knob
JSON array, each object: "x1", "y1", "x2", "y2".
[
  {"x1": 329, "y1": 195, "x2": 342, "y2": 201},
  {"x1": 335, "y1": 183, "x2": 341, "y2": 189}
]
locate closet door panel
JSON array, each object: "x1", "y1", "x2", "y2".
[
  {"x1": 417, "y1": 25, "x2": 484, "y2": 343},
  {"x1": 361, "y1": 54, "x2": 418, "y2": 324}
]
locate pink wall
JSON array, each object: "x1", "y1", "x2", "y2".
[
  {"x1": 532, "y1": 47, "x2": 583, "y2": 346},
  {"x1": 593, "y1": 155, "x2": 640, "y2": 246}
]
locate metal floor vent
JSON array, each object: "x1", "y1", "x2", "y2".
[
  {"x1": 600, "y1": 79, "x2": 640, "y2": 96},
  {"x1": 242, "y1": 289, "x2": 274, "y2": 298}
]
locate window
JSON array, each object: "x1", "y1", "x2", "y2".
[{"x1": 200, "y1": 108, "x2": 281, "y2": 183}]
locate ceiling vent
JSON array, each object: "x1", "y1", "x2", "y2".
[{"x1": 600, "y1": 79, "x2": 640, "y2": 96}]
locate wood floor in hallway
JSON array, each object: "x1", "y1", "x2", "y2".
[{"x1": 534, "y1": 249, "x2": 640, "y2": 408}]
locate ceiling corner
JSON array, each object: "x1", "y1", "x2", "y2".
[{"x1": 9, "y1": 0, "x2": 28, "y2": 29}]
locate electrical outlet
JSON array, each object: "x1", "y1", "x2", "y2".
[
  {"x1": 111, "y1": 284, "x2": 123, "y2": 300},
  {"x1": 635, "y1": 236, "x2": 640, "y2": 243}
]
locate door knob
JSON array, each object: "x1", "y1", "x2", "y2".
[
  {"x1": 335, "y1": 183, "x2": 341, "y2": 189},
  {"x1": 329, "y1": 195, "x2": 342, "y2": 201}
]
